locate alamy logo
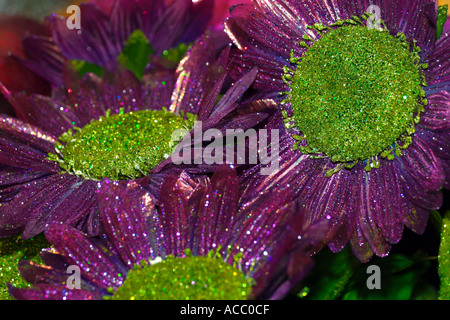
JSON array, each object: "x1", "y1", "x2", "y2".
[
  {"x1": 66, "y1": 5, "x2": 81, "y2": 30},
  {"x1": 66, "y1": 265, "x2": 81, "y2": 289},
  {"x1": 366, "y1": 265, "x2": 381, "y2": 290},
  {"x1": 366, "y1": 5, "x2": 382, "y2": 30}
]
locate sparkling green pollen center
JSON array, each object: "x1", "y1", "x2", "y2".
[
  {"x1": 49, "y1": 109, "x2": 196, "y2": 180},
  {"x1": 110, "y1": 254, "x2": 254, "y2": 300},
  {"x1": 290, "y1": 25, "x2": 425, "y2": 163}
]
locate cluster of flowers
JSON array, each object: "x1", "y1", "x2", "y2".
[{"x1": 0, "y1": 0, "x2": 448, "y2": 300}]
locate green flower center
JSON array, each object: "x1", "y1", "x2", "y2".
[
  {"x1": 48, "y1": 108, "x2": 196, "y2": 180},
  {"x1": 110, "y1": 253, "x2": 254, "y2": 300},
  {"x1": 285, "y1": 20, "x2": 427, "y2": 169}
]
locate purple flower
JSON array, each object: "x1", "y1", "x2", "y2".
[
  {"x1": 7, "y1": 165, "x2": 329, "y2": 300},
  {"x1": 225, "y1": 0, "x2": 450, "y2": 261},
  {"x1": 0, "y1": 33, "x2": 261, "y2": 239},
  {"x1": 21, "y1": 0, "x2": 218, "y2": 86}
]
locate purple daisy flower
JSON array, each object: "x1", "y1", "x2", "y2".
[
  {"x1": 21, "y1": 0, "x2": 218, "y2": 87},
  {"x1": 7, "y1": 165, "x2": 329, "y2": 300},
  {"x1": 0, "y1": 33, "x2": 262, "y2": 239},
  {"x1": 225, "y1": 0, "x2": 450, "y2": 261}
]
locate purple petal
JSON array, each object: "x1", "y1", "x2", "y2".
[
  {"x1": 227, "y1": 47, "x2": 287, "y2": 91},
  {"x1": 0, "y1": 174, "x2": 78, "y2": 236},
  {"x1": 363, "y1": 160, "x2": 405, "y2": 244},
  {"x1": 195, "y1": 165, "x2": 239, "y2": 255},
  {"x1": 425, "y1": 32, "x2": 450, "y2": 91},
  {"x1": 416, "y1": 127, "x2": 450, "y2": 160},
  {"x1": 98, "y1": 179, "x2": 156, "y2": 267},
  {"x1": 49, "y1": 3, "x2": 120, "y2": 66},
  {"x1": 227, "y1": 3, "x2": 304, "y2": 58},
  {"x1": 421, "y1": 91, "x2": 450, "y2": 132},
  {"x1": 396, "y1": 134, "x2": 445, "y2": 194},
  {"x1": 4, "y1": 92, "x2": 79, "y2": 138},
  {"x1": 178, "y1": 0, "x2": 215, "y2": 44},
  {"x1": 150, "y1": 0, "x2": 193, "y2": 54},
  {"x1": 0, "y1": 136, "x2": 59, "y2": 172},
  {"x1": 109, "y1": 0, "x2": 143, "y2": 50},
  {"x1": 21, "y1": 35, "x2": 65, "y2": 86},
  {"x1": 170, "y1": 32, "x2": 227, "y2": 116},
  {"x1": 0, "y1": 116, "x2": 57, "y2": 154},
  {"x1": 8, "y1": 283, "x2": 103, "y2": 300},
  {"x1": 44, "y1": 223, "x2": 125, "y2": 290},
  {"x1": 22, "y1": 180, "x2": 98, "y2": 239},
  {"x1": 208, "y1": 67, "x2": 258, "y2": 121}
]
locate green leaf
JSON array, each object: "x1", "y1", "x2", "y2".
[
  {"x1": 71, "y1": 60, "x2": 104, "y2": 78},
  {"x1": 162, "y1": 42, "x2": 192, "y2": 64},
  {"x1": 342, "y1": 252, "x2": 431, "y2": 300},
  {"x1": 301, "y1": 246, "x2": 360, "y2": 300},
  {"x1": 437, "y1": 5, "x2": 448, "y2": 40},
  {"x1": 438, "y1": 211, "x2": 450, "y2": 300},
  {"x1": 0, "y1": 234, "x2": 49, "y2": 300},
  {"x1": 430, "y1": 209, "x2": 443, "y2": 234},
  {"x1": 117, "y1": 30, "x2": 154, "y2": 80}
]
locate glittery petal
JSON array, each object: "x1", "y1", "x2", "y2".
[
  {"x1": 170, "y1": 32, "x2": 227, "y2": 117},
  {"x1": 365, "y1": 161, "x2": 405, "y2": 244},
  {"x1": 395, "y1": 0, "x2": 437, "y2": 55},
  {"x1": 421, "y1": 91, "x2": 450, "y2": 131},
  {"x1": 178, "y1": 0, "x2": 214, "y2": 44},
  {"x1": 0, "y1": 169, "x2": 49, "y2": 187},
  {"x1": 441, "y1": 159, "x2": 450, "y2": 189},
  {"x1": 208, "y1": 68, "x2": 258, "y2": 121},
  {"x1": 141, "y1": 69, "x2": 177, "y2": 111},
  {"x1": 59, "y1": 73, "x2": 109, "y2": 126},
  {"x1": 49, "y1": 3, "x2": 120, "y2": 66},
  {"x1": 8, "y1": 283, "x2": 103, "y2": 300},
  {"x1": 416, "y1": 128, "x2": 450, "y2": 160},
  {"x1": 227, "y1": 48, "x2": 287, "y2": 91},
  {"x1": 226, "y1": 3, "x2": 304, "y2": 58},
  {"x1": 403, "y1": 200, "x2": 430, "y2": 234},
  {"x1": 232, "y1": 195, "x2": 295, "y2": 269},
  {"x1": 44, "y1": 223, "x2": 125, "y2": 290},
  {"x1": 0, "y1": 137, "x2": 59, "y2": 172},
  {"x1": 245, "y1": 199, "x2": 329, "y2": 299},
  {"x1": 196, "y1": 165, "x2": 239, "y2": 255},
  {"x1": 98, "y1": 180, "x2": 155, "y2": 267},
  {"x1": 22, "y1": 180, "x2": 98, "y2": 239},
  {"x1": 4, "y1": 93, "x2": 79, "y2": 138},
  {"x1": 159, "y1": 174, "x2": 189, "y2": 256},
  {"x1": 101, "y1": 66, "x2": 143, "y2": 114},
  {"x1": 21, "y1": 35, "x2": 65, "y2": 86},
  {"x1": 396, "y1": 134, "x2": 445, "y2": 195},
  {"x1": 349, "y1": 227, "x2": 375, "y2": 263},
  {"x1": 302, "y1": 165, "x2": 359, "y2": 247},
  {"x1": 425, "y1": 31, "x2": 450, "y2": 93},
  {"x1": 0, "y1": 115, "x2": 57, "y2": 153},
  {"x1": 0, "y1": 174, "x2": 78, "y2": 236},
  {"x1": 109, "y1": 0, "x2": 143, "y2": 50},
  {"x1": 150, "y1": 0, "x2": 193, "y2": 54}
]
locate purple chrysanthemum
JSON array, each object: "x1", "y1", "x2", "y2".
[
  {"x1": 7, "y1": 165, "x2": 329, "y2": 300},
  {"x1": 21, "y1": 0, "x2": 219, "y2": 87},
  {"x1": 225, "y1": 0, "x2": 450, "y2": 261},
  {"x1": 0, "y1": 33, "x2": 262, "y2": 239}
]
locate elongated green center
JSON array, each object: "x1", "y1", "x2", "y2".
[
  {"x1": 111, "y1": 254, "x2": 253, "y2": 300},
  {"x1": 290, "y1": 25, "x2": 425, "y2": 162},
  {"x1": 49, "y1": 109, "x2": 196, "y2": 180}
]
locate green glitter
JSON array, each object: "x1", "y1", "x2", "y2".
[
  {"x1": 0, "y1": 235, "x2": 49, "y2": 300},
  {"x1": 437, "y1": 5, "x2": 449, "y2": 40},
  {"x1": 285, "y1": 17, "x2": 427, "y2": 171},
  {"x1": 48, "y1": 108, "x2": 196, "y2": 181},
  {"x1": 109, "y1": 250, "x2": 254, "y2": 300},
  {"x1": 439, "y1": 211, "x2": 450, "y2": 300}
]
